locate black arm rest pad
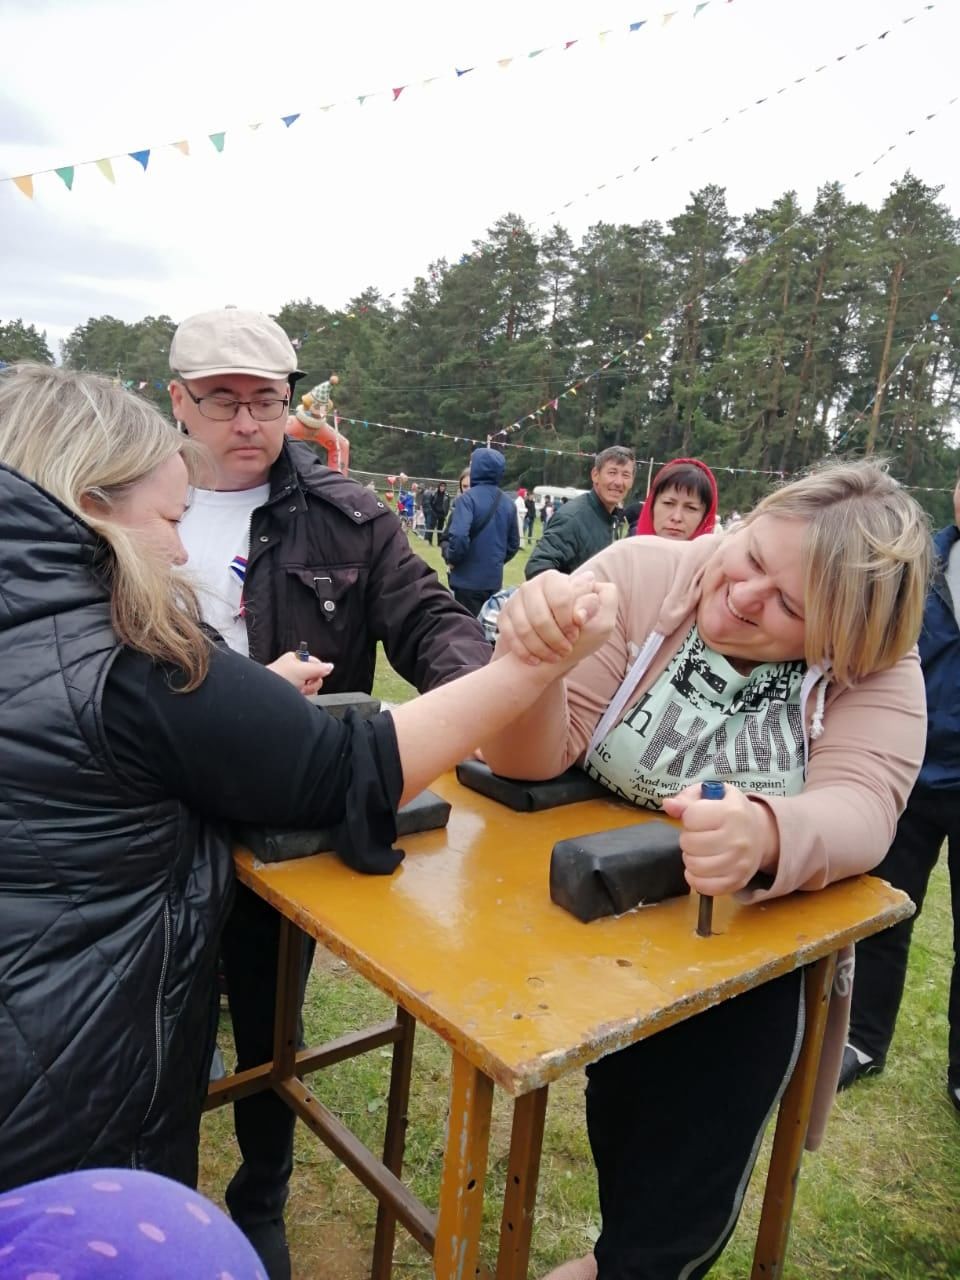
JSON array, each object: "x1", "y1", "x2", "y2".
[
  {"x1": 455, "y1": 759, "x2": 609, "y2": 811},
  {"x1": 308, "y1": 691, "x2": 381, "y2": 720},
  {"x1": 550, "y1": 821, "x2": 690, "y2": 922},
  {"x1": 237, "y1": 788, "x2": 451, "y2": 864}
]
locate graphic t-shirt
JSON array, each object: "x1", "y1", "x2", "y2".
[
  {"x1": 584, "y1": 624, "x2": 807, "y2": 809},
  {"x1": 178, "y1": 484, "x2": 270, "y2": 657}
]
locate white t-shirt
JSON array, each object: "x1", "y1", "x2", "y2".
[
  {"x1": 584, "y1": 624, "x2": 807, "y2": 809},
  {"x1": 178, "y1": 484, "x2": 270, "y2": 656}
]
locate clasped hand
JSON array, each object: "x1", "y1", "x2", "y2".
[
  {"x1": 661, "y1": 784, "x2": 777, "y2": 896},
  {"x1": 497, "y1": 570, "x2": 618, "y2": 673}
]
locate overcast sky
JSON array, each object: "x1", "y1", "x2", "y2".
[{"x1": 1, "y1": 0, "x2": 957, "y2": 353}]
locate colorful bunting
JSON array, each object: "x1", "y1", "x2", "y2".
[
  {"x1": 0, "y1": 1, "x2": 936, "y2": 204},
  {"x1": 544, "y1": 4, "x2": 940, "y2": 219}
]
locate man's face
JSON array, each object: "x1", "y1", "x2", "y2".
[
  {"x1": 169, "y1": 373, "x2": 290, "y2": 491},
  {"x1": 592, "y1": 459, "x2": 636, "y2": 512}
]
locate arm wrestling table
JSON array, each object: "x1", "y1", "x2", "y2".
[{"x1": 205, "y1": 770, "x2": 912, "y2": 1280}]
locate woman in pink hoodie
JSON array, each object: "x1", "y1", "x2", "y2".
[
  {"x1": 634, "y1": 456, "x2": 719, "y2": 541},
  {"x1": 482, "y1": 460, "x2": 931, "y2": 1280}
]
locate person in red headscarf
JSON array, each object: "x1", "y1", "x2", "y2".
[{"x1": 634, "y1": 456, "x2": 718, "y2": 541}]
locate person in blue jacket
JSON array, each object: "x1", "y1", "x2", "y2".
[
  {"x1": 840, "y1": 481, "x2": 960, "y2": 1110},
  {"x1": 444, "y1": 447, "x2": 519, "y2": 617}
]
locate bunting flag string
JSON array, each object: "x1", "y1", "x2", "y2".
[
  {"x1": 3, "y1": 1, "x2": 734, "y2": 199},
  {"x1": 333, "y1": 416, "x2": 959, "y2": 493},
  {"x1": 543, "y1": 4, "x2": 936, "y2": 219},
  {"x1": 494, "y1": 88, "x2": 958, "y2": 443}
]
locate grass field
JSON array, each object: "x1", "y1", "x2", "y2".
[{"x1": 198, "y1": 531, "x2": 960, "y2": 1279}]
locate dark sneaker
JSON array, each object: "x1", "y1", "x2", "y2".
[
  {"x1": 242, "y1": 1219, "x2": 291, "y2": 1280},
  {"x1": 837, "y1": 1043, "x2": 884, "y2": 1091}
]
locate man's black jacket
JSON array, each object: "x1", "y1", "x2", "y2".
[{"x1": 241, "y1": 441, "x2": 490, "y2": 692}]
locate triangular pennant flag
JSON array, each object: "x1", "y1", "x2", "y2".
[
  {"x1": 138, "y1": 381, "x2": 147, "y2": 390},
  {"x1": 357, "y1": 95, "x2": 368, "y2": 105},
  {"x1": 497, "y1": 58, "x2": 513, "y2": 69},
  {"x1": 455, "y1": 66, "x2": 474, "y2": 77},
  {"x1": 96, "y1": 157, "x2": 115, "y2": 183},
  {"x1": 281, "y1": 114, "x2": 300, "y2": 127},
  {"x1": 420, "y1": 77, "x2": 439, "y2": 87},
  {"x1": 173, "y1": 140, "x2": 190, "y2": 156},
  {"x1": 249, "y1": 122, "x2": 262, "y2": 130},
  {"x1": 564, "y1": 39, "x2": 578, "y2": 49},
  {"x1": 695, "y1": 2, "x2": 710, "y2": 14},
  {"x1": 209, "y1": 132, "x2": 226, "y2": 151},
  {"x1": 662, "y1": 11, "x2": 677, "y2": 24},
  {"x1": 55, "y1": 166, "x2": 75, "y2": 190},
  {"x1": 598, "y1": 30, "x2": 611, "y2": 43},
  {"x1": 392, "y1": 86, "x2": 406, "y2": 100},
  {"x1": 13, "y1": 174, "x2": 34, "y2": 199},
  {"x1": 129, "y1": 149, "x2": 150, "y2": 171},
  {"x1": 528, "y1": 48, "x2": 545, "y2": 58},
  {"x1": 629, "y1": 21, "x2": 647, "y2": 32}
]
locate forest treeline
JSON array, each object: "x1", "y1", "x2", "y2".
[{"x1": 3, "y1": 172, "x2": 959, "y2": 522}]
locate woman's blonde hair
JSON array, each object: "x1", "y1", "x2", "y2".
[
  {"x1": 0, "y1": 363, "x2": 211, "y2": 689},
  {"x1": 744, "y1": 459, "x2": 932, "y2": 684}
]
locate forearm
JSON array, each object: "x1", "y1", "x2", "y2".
[
  {"x1": 480, "y1": 657, "x2": 570, "y2": 780},
  {"x1": 389, "y1": 653, "x2": 566, "y2": 804}
]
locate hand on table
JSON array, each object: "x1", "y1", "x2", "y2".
[
  {"x1": 497, "y1": 570, "x2": 618, "y2": 672},
  {"x1": 661, "y1": 784, "x2": 779, "y2": 896},
  {"x1": 267, "y1": 652, "x2": 334, "y2": 697}
]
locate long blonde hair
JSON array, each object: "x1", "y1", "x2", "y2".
[
  {"x1": 0, "y1": 363, "x2": 211, "y2": 690},
  {"x1": 744, "y1": 459, "x2": 932, "y2": 684}
]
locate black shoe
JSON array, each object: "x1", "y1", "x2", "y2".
[
  {"x1": 837, "y1": 1043, "x2": 884, "y2": 1091},
  {"x1": 948, "y1": 1078, "x2": 960, "y2": 1113},
  {"x1": 242, "y1": 1218, "x2": 291, "y2": 1280}
]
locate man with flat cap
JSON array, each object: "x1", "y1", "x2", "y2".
[{"x1": 168, "y1": 307, "x2": 490, "y2": 1278}]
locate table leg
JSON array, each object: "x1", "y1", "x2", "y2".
[
  {"x1": 495, "y1": 1087, "x2": 548, "y2": 1280},
  {"x1": 371, "y1": 1007, "x2": 417, "y2": 1280},
  {"x1": 435, "y1": 1051, "x2": 495, "y2": 1280},
  {"x1": 751, "y1": 953, "x2": 837, "y2": 1278}
]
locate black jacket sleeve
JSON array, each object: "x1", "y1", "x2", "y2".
[
  {"x1": 525, "y1": 505, "x2": 581, "y2": 578},
  {"x1": 101, "y1": 645, "x2": 405, "y2": 873},
  {"x1": 365, "y1": 515, "x2": 492, "y2": 691}
]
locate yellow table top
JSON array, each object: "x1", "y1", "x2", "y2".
[{"x1": 236, "y1": 771, "x2": 912, "y2": 1095}]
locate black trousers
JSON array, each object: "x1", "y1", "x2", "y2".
[
  {"x1": 848, "y1": 784, "x2": 960, "y2": 1084},
  {"x1": 586, "y1": 969, "x2": 804, "y2": 1280},
  {"x1": 220, "y1": 882, "x2": 316, "y2": 1228},
  {"x1": 452, "y1": 587, "x2": 491, "y2": 618}
]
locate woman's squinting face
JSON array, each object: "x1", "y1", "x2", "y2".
[
  {"x1": 652, "y1": 484, "x2": 708, "y2": 540},
  {"x1": 108, "y1": 453, "x2": 191, "y2": 566},
  {"x1": 697, "y1": 515, "x2": 808, "y2": 667}
]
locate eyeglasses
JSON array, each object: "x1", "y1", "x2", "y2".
[{"x1": 179, "y1": 383, "x2": 290, "y2": 422}]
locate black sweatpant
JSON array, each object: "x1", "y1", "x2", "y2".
[
  {"x1": 848, "y1": 784, "x2": 960, "y2": 1084},
  {"x1": 586, "y1": 968, "x2": 804, "y2": 1280},
  {"x1": 452, "y1": 587, "x2": 492, "y2": 618},
  {"x1": 220, "y1": 882, "x2": 316, "y2": 1228}
]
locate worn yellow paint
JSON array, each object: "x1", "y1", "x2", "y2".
[{"x1": 236, "y1": 772, "x2": 911, "y2": 1096}]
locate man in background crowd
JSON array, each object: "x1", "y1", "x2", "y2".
[{"x1": 525, "y1": 446, "x2": 636, "y2": 578}]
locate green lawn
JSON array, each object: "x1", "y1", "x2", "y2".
[{"x1": 199, "y1": 531, "x2": 960, "y2": 1278}]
